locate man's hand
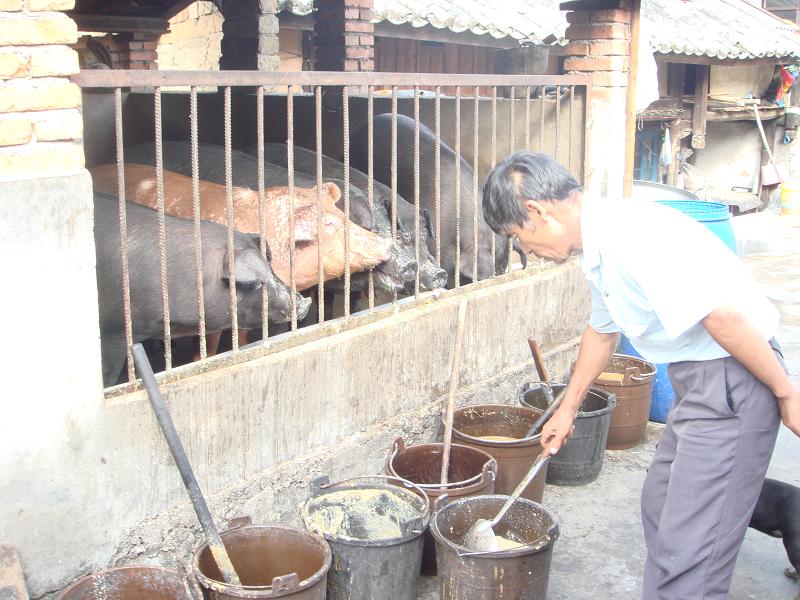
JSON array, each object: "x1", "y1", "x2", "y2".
[
  {"x1": 777, "y1": 386, "x2": 800, "y2": 437},
  {"x1": 540, "y1": 406, "x2": 577, "y2": 454}
]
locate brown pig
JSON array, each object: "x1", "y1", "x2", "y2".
[{"x1": 90, "y1": 163, "x2": 393, "y2": 291}]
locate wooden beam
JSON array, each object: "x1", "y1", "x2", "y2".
[
  {"x1": 656, "y1": 53, "x2": 797, "y2": 67},
  {"x1": 691, "y1": 65, "x2": 709, "y2": 149},
  {"x1": 624, "y1": 0, "x2": 641, "y2": 197},
  {"x1": 70, "y1": 13, "x2": 169, "y2": 34},
  {"x1": 560, "y1": 0, "x2": 623, "y2": 9}
]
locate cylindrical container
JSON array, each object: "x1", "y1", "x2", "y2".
[
  {"x1": 593, "y1": 354, "x2": 656, "y2": 450},
  {"x1": 193, "y1": 518, "x2": 331, "y2": 599},
  {"x1": 452, "y1": 404, "x2": 548, "y2": 502},
  {"x1": 58, "y1": 566, "x2": 196, "y2": 600},
  {"x1": 384, "y1": 437, "x2": 497, "y2": 575},
  {"x1": 301, "y1": 476, "x2": 429, "y2": 600},
  {"x1": 431, "y1": 495, "x2": 559, "y2": 600},
  {"x1": 520, "y1": 382, "x2": 616, "y2": 485},
  {"x1": 619, "y1": 335, "x2": 674, "y2": 423},
  {"x1": 780, "y1": 179, "x2": 800, "y2": 215},
  {"x1": 655, "y1": 200, "x2": 736, "y2": 253}
]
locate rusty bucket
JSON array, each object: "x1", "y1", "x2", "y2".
[
  {"x1": 384, "y1": 437, "x2": 497, "y2": 575},
  {"x1": 431, "y1": 495, "x2": 559, "y2": 600},
  {"x1": 593, "y1": 354, "x2": 656, "y2": 450},
  {"x1": 301, "y1": 475, "x2": 429, "y2": 600},
  {"x1": 452, "y1": 404, "x2": 548, "y2": 502},
  {"x1": 57, "y1": 565, "x2": 198, "y2": 600},
  {"x1": 192, "y1": 517, "x2": 331, "y2": 599}
]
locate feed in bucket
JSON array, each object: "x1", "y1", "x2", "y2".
[{"x1": 303, "y1": 488, "x2": 420, "y2": 541}]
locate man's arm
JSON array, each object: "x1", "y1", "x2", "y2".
[
  {"x1": 703, "y1": 304, "x2": 800, "y2": 436},
  {"x1": 541, "y1": 326, "x2": 619, "y2": 453}
]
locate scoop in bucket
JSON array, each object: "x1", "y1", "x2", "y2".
[{"x1": 464, "y1": 447, "x2": 552, "y2": 552}]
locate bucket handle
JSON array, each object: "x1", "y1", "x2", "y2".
[
  {"x1": 456, "y1": 532, "x2": 552, "y2": 558},
  {"x1": 272, "y1": 573, "x2": 300, "y2": 593},
  {"x1": 384, "y1": 437, "x2": 406, "y2": 473},
  {"x1": 433, "y1": 494, "x2": 449, "y2": 513},
  {"x1": 482, "y1": 458, "x2": 498, "y2": 485},
  {"x1": 626, "y1": 364, "x2": 655, "y2": 382},
  {"x1": 177, "y1": 561, "x2": 205, "y2": 600},
  {"x1": 309, "y1": 475, "x2": 330, "y2": 496}
]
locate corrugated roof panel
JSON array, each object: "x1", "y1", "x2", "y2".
[{"x1": 278, "y1": 0, "x2": 800, "y2": 60}]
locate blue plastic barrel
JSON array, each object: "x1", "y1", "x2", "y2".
[
  {"x1": 655, "y1": 200, "x2": 736, "y2": 253},
  {"x1": 625, "y1": 200, "x2": 736, "y2": 422}
]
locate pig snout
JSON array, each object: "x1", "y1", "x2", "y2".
[
  {"x1": 295, "y1": 294, "x2": 312, "y2": 321},
  {"x1": 419, "y1": 260, "x2": 448, "y2": 290},
  {"x1": 375, "y1": 242, "x2": 418, "y2": 292}
]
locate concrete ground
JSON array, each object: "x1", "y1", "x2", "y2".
[{"x1": 417, "y1": 211, "x2": 800, "y2": 599}]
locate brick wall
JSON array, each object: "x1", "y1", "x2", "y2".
[
  {"x1": 220, "y1": 0, "x2": 280, "y2": 71},
  {"x1": 158, "y1": 1, "x2": 222, "y2": 71},
  {"x1": 562, "y1": 7, "x2": 632, "y2": 196},
  {"x1": 0, "y1": 0, "x2": 83, "y2": 179},
  {"x1": 314, "y1": 0, "x2": 374, "y2": 72}
]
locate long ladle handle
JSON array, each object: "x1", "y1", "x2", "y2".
[
  {"x1": 525, "y1": 387, "x2": 567, "y2": 438},
  {"x1": 441, "y1": 298, "x2": 469, "y2": 485},
  {"x1": 528, "y1": 337, "x2": 550, "y2": 383},
  {"x1": 132, "y1": 344, "x2": 241, "y2": 586},
  {"x1": 490, "y1": 449, "x2": 551, "y2": 528}
]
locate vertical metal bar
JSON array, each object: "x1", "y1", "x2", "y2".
[
  {"x1": 413, "y1": 85, "x2": 420, "y2": 298},
  {"x1": 114, "y1": 87, "x2": 134, "y2": 383},
  {"x1": 342, "y1": 86, "x2": 351, "y2": 318},
  {"x1": 315, "y1": 85, "x2": 325, "y2": 324},
  {"x1": 256, "y1": 85, "x2": 268, "y2": 339},
  {"x1": 366, "y1": 85, "x2": 375, "y2": 310},
  {"x1": 390, "y1": 86, "x2": 398, "y2": 305},
  {"x1": 454, "y1": 85, "x2": 461, "y2": 288},
  {"x1": 434, "y1": 86, "x2": 442, "y2": 267},
  {"x1": 569, "y1": 85, "x2": 576, "y2": 174},
  {"x1": 539, "y1": 84, "x2": 545, "y2": 152},
  {"x1": 223, "y1": 86, "x2": 239, "y2": 351},
  {"x1": 490, "y1": 86, "x2": 497, "y2": 271},
  {"x1": 190, "y1": 86, "x2": 207, "y2": 360},
  {"x1": 472, "y1": 86, "x2": 479, "y2": 283},
  {"x1": 287, "y1": 85, "x2": 297, "y2": 331},
  {"x1": 508, "y1": 85, "x2": 515, "y2": 155},
  {"x1": 154, "y1": 86, "x2": 172, "y2": 371},
  {"x1": 525, "y1": 85, "x2": 531, "y2": 150},
  {"x1": 555, "y1": 85, "x2": 561, "y2": 164}
]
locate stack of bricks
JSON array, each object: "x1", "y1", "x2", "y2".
[
  {"x1": 0, "y1": 0, "x2": 83, "y2": 180},
  {"x1": 113, "y1": 32, "x2": 159, "y2": 70},
  {"x1": 314, "y1": 0, "x2": 374, "y2": 72},
  {"x1": 220, "y1": 0, "x2": 279, "y2": 71},
  {"x1": 562, "y1": 8, "x2": 631, "y2": 95}
]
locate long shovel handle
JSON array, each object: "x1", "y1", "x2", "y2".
[
  {"x1": 440, "y1": 298, "x2": 469, "y2": 485},
  {"x1": 132, "y1": 344, "x2": 241, "y2": 586},
  {"x1": 490, "y1": 449, "x2": 551, "y2": 528}
]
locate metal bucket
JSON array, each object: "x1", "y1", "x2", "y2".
[
  {"x1": 520, "y1": 382, "x2": 616, "y2": 485},
  {"x1": 430, "y1": 495, "x2": 559, "y2": 599},
  {"x1": 452, "y1": 404, "x2": 548, "y2": 502},
  {"x1": 384, "y1": 437, "x2": 497, "y2": 575},
  {"x1": 192, "y1": 517, "x2": 331, "y2": 599},
  {"x1": 301, "y1": 475, "x2": 429, "y2": 600},
  {"x1": 57, "y1": 565, "x2": 198, "y2": 600},
  {"x1": 594, "y1": 354, "x2": 656, "y2": 450}
]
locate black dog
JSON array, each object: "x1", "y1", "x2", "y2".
[{"x1": 749, "y1": 478, "x2": 800, "y2": 589}]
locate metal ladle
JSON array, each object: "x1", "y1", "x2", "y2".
[{"x1": 463, "y1": 446, "x2": 552, "y2": 552}]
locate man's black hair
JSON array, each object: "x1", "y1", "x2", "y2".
[{"x1": 482, "y1": 151, "x2": 582, "y2": 234}]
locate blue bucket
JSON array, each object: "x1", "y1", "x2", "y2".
[
  {"x1": 655, "y1": 200, "x2": 736, "y2": 253},
  {"x1": 626, "y1": 201, "x2": 736, "y2": 423}
]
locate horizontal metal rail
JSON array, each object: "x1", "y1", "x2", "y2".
[{"x1": 72, "y1": 70, "x2": 591, "y2": 89}]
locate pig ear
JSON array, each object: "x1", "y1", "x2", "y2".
[
  {"x1": 422, "y1": 208, "x2": 435, "y2": 238},
  {"x1": 222, "y1": 247, "x2": 270, "y2": 286},
  {"x1": 247, "y1": 234, "x2": 273, "y2": 262}
]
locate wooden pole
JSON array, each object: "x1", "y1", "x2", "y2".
[{"x1": 623, "y1": 0, "x2": 642, "y2": 197}]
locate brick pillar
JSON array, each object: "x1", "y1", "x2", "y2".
[
  {"x1": 111, "y1": 32, "x2": 159, "y2": 70},
  {"x1": 220, "y1": 0, "x2": 279, "y2": 70},
  {"x1": 0, "y1": 0, "x2": 83, "y2": 177},
  {"x1": 563, "y1": 7, "x2": 631, "y2": 197},
  {"x1": 313, "y1": 0, "x2": 374, "y2": 71}
]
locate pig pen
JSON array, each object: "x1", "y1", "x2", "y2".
[{"x1": 1, "y1": 71, "x2": 592, "y2": 598}]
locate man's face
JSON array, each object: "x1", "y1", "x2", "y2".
[{"x1": 506, "y1": 200, "x2": 574, "y2": 263}]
